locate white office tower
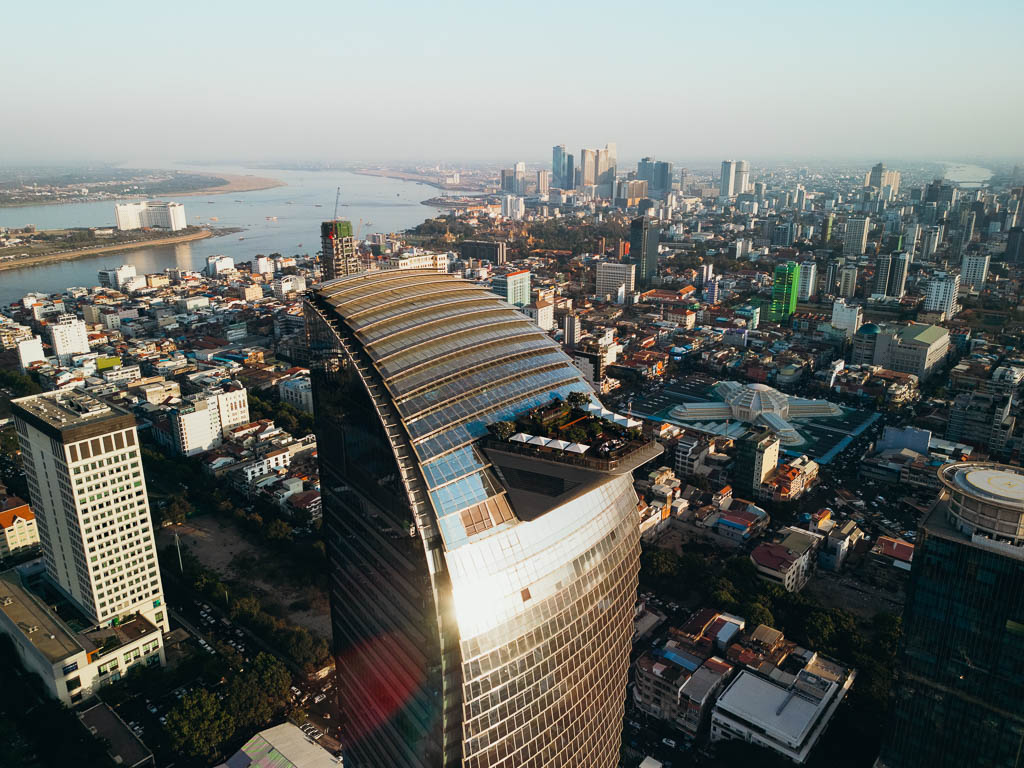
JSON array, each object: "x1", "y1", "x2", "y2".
[
  {"x1": 17, "y1": 336, "x2": 46, "y2": 372},
  {"x1": 797, "y1": 260, "x2": 817, "y2": 300},
  {"x1": 960, "y1": 253, "x2": 990, "y2": 290},
  {"x1": 734, "y1": 160, "x2": 750, "y2": 195},
  {"x1": 501, "y1": 195, "x2": 525, "y2": 221},
  {"x1": 843, "y1": 216, "x2": 870, "y2": 256},
  {"x1": 47, "y1": 314, "x2": 90, "y2": 364},
  {"x1": 563, "y1": 313, "x2": 582, "y2": 347},
  {"x1": 114, "y1": 201, "x2": 186, "y2": 231},
  {"x1": 830, "y1": 298, "x2": 863, "y2": 339},
  {"x1": 924, "y1": 272, "x2": 960, "y2": 317},
  {"x1": 97, "y1": 264, "x2": 137, "y2": 290},
  {"x1": 595, "y1": 261, "x2": 636, "y2": 300},
  {"x1": 254, "y1": 255, "x2": 274, "y2": 274},
  {"x1": 11, "y1": 391, "x2": 167, "y2": 635},
  {"x1": 720, "y1": 160, "x2": 737, "y2": 197},
  {"x1": 903, "y1": 223, "x2": 920, "y2": 260},
  {"x1": 920, "y1": 226, "x2": 942, "y2": 260}
]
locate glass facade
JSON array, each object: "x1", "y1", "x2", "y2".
[
  {"x1": 882, "y1": 498, "x2": 1024, "y2": 768},
  {"x1": 307, "y1": 270, "x2": 641, "y2": 767}
]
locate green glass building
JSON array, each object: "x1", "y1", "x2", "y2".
[
  {"x1": 768, "y1": 261, "x2": 800, "y2": 323},
  {"x1": 880, "y1": 463, "x2": 1024, "y2": 768}
]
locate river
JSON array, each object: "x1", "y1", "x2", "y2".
[
  {"x1": 0, "y1": 166, "x2": 442, "y2": 306},
  {"x1": 941, "y1": 162, "x2": 993, "y2": 188}
]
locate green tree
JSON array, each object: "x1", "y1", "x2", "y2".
[
  {"x1": 567, "y1": 391, "x2": 590, "y2": 410},
  {"x1": 165, "y1": 689, "x2": 234, "y2": 760},
  {"x1": 266, "y1": 519, "x2": 293, "y2": 541},
  {"x1": 488, "y1": 420, "x2": 516, "y2": 441}
]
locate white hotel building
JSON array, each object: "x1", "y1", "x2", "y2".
[
  {"x1": 1, "y1": 391, "x2": 166, "y2": 705},
  {"x1": 115, "y1": 200, "x2": 186, "y2": 231}
]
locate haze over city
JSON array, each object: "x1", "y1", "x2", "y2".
[
  {"x1": 1, "y1": 3, "x2": 1023, "y2": 768},
  {"x1": 4, "y1": 0, "x2": 1022, "y2": 165}
]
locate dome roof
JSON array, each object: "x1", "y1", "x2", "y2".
[
  {"x1": 722, "y1": 382, "x2": 790, "y2": 419},
  {"x1": 857, "y1": 323, "x2": 880, "y2": 336}
]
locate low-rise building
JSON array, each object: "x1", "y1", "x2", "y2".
[
  {"x1": 0, "y1": 497, "x2": 40, "y2": 558},
  {"x1": 750, "y1": 527, "x2": 823, "y2": 592}
]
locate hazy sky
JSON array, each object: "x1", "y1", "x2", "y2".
[{"x1": 4, "y1": 0, "x2": 1021, "y2": 166}]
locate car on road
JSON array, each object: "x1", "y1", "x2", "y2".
[
  {"x1": 314, "y1": 694, "x2": 326, "y2": 704},
  {"x1": 662, "y1": 737, "x2": 677, "y2": 748}
]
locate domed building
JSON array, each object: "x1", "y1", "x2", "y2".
[{"x1": 667, "y1": 381, "x2": 842, "y2": 446}]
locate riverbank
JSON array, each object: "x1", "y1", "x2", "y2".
[
  {"x1": 0, "y1": 228, "x2": 217, "y2": 272},
  {"x1": 174, "y1": 173, "x2": 286, "y2": 196},
  {"x1": 0, "y1": 172, "x2": 286, "y2": 209},
  {"x1": 351, "y1": 168, "x2": 483, "y2": 193}
]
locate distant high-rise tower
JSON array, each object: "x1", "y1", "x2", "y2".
[
  {"x1": 797, "y1": 260, "x2": 817, "y2": 301},
  {"x1": 888, "y1": 252, "x2": 910, "y2": 298},
  {"x1": 630, "y1": 216, "x2": 660, "y2": 290},
  {"x1": 565, "y1": 154, "x2": 576, "y2": 190},
  {"x1": 734, "y1": 160, "x2": 750, "y2": 195},
  {"x1": 580, "y1": 148, "x2": 598, "y2": 187},
  {"x1": 1005, "y1": 227, "x2": 1024, "y2": 263},
  {"x1": 305, "y1": 271, "x2": 654, "y2": 768},
  {"x1": 960, "y1": 253, "x2": 990, "y2": 290},
  {"x1": 824, "y1": 256, "x2": 844, "y2": 294},
  {"x1": 880, "y1": 463, "x2": 1024, "y2": 768},
  {"x1": 536, "y1": 170, "x2": 550, "y2": 195},
  {"x1": 838, "y1": 264, "x2": 858, "y2": 299},
  {"x1": 720, "y1": 160, "x2": 737, "y2": 197},
  {"x1": 843, "y1": 216, "x2": 870, "y2": 256},
  {"x1": 866, "y1": 162, "x2": 900, "y2": 196},
  {"x1": 768, "y1": 262, "x2": 800, "y2": 322},
  {"x1": 321, "y1": 220, "x2": 360, "y2": 281},
  {"x1": 923, "y1": 272, "x2": 960, "y2": 317},
  {"x1": 552, "y1": 144, "x2": 568, "y2": 189}
]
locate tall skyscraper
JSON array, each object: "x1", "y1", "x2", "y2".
[
  {"x1": 638, "y1": 158, "x2": 673, "y2": 195},
  {"x1": 321, "y1": 220, "x2": 361, "y2": 281},
  {"x1": 492, "y1": 268, "x2": 531, "y2": 306},
  {"x1": 580, "y1": 148, "x2": 597, "y2": 187},
  {"x1": 768, "y1": 262, "x2": 800, "y2": 322},
  {"x1": 920, "y1": 225, "x2": 943, "y2": 260},
  {"x1": 880, "y1": 463, "x2": 1024, "y2": 768},
  {"x1": 734, "y1": 160, "x2": 750, "y2": 195},
  {"x1": 630, "y1": 216, "x2": 660, "y2": 290},
  {"x1": 865, "y1": 162, "x2": 900, "y2": 196},
  {"x1": 960, "y1": 253, "x2": 990, "y2": 290},
  {"x1": 536, "y1": 169, "x2": 550, "y2": 195},
  {"x1": 11, "y1": 391, "x2": 167, "y2": 634},
  {"x1": 797, "y1": 260, "x2": 817, "y2": 301},
  {"x1": 824, "y1": 256, "x2": 844, "y2": 294},
  {"x1": 843, "y1": 216, "x2": 870, "y2": 256},
  {"x1": 838, "y1": 264, "x2": 858, "y2": 299},
  {"x1": 305, "y1": 271, "x2": 654, "y2": 767},
  {"x1": 513, "y1": 162, "x2": 527, "y2": 195},
  {"x1": 565, "y1": 154, "x2": 575, "y2": 190},
  {"x1": 923, "y1": 272, "x2": 960, "y2": 317},
  {"x1": 873, "y1": 254, "x2": 892, "y2": 297},
  {"x1": 888, "y1": 252, "x2": 910, "y2": 298},
  {"x1": 552, "y1": 144, "x2": 568, "y2": 189},
  {"x1": 1006, "y1": 227, "x2": 1024, "y2": 263},
  {"x1": 720, "y1": 160, "x2": 737, "y2": 198}
]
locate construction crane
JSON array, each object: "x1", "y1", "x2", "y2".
[{"x1": 333, "y1": 186, "x2": 341, "y2": 220}]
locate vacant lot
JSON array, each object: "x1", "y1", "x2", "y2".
[{"x1": 159, "y1": 517, "x2": 330, "y2": 639}]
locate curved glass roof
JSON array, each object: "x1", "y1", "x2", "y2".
[{"x1": 317, "y1": 270, "x2": 593, "y2": 551}]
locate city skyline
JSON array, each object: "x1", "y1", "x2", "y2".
[{"x1": 3, "y1": 1, "x2": 1022, "y2": 165}]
